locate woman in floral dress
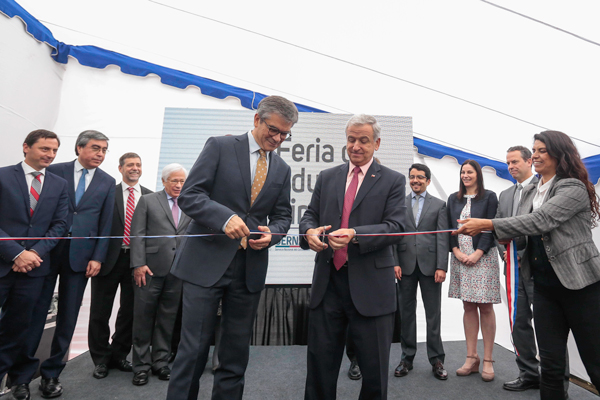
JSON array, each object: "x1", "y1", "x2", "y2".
[{"x1": 447, "y1": 160, "x2": 500, "y2": 381}]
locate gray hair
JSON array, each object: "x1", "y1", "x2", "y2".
[
  {"x1": 75, "y1": 130, "x2": 109, "y2": 155},
  {"x1": 345, "y1": 114, "x2": 381, "y2": 141},
  {"x1": 257, "y1": 96, "x2": 299, "y2": 126},
  {"x1": 161, "y1": 163, "x2": 187, "y2": 181},
  {"x1": 507, "y1": 145, "x2": 532, "y2": 161}
]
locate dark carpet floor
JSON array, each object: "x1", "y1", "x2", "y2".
[{"x1": 10, "y1": 341, "x2": 597, "y2": 399}]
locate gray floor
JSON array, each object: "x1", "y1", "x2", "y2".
[{"x1": 10, "y1": 341, "x2": 598, "y2": 399}]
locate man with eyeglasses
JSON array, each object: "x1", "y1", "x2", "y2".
[
  {"x1": 393, "y1": 163, "x2": 449, "y2": 381},
  {"x1": 11, "y1": 130, "x2": 115, "y2": 399},
  {"x1": 129, "y1": 163, "x2": 191, "y2": 386},
  {"x1": 166, "y1": 96, "x2": 296, "y2": 400}
]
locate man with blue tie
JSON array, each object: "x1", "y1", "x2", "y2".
[
  {"x1": 0, "y1": 130, "x2": 69, "y2": 400},
  {"x1": 11, "y1": 130, "x2": 115, "y2": 399}
]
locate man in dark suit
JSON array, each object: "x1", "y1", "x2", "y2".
[
  {"x1": 0, "y1": 130, "x2": 69, "y2": 400},
  {"x1": 130, "y1": 163, "x2": 191, "y2": 386},
  {"x1": 11, "y1": 130, "x2": 115, "y2": 399},
  {"x1": 165, "y1": 96, "x2": 295, "y2": 400},
  {"x1": 393, "y1": 163, "x2": 449, "y2": 381},
  {"x1": 300, "y1": 114, "x2": 406, "y2": 400},
  {"x1": 88, "y1": 152, "x2": 152, "y2": 379},
  {"x1": 495, "y1": 145, "x2": 568, "y2": 393}
]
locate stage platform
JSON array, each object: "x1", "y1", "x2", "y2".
[{"x1": 11, "y1": 341, "x2": 597, "y2": 399}]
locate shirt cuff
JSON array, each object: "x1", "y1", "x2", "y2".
[
  {"x1": 12, "y1": 250, "x2": 25, "y2": 261},
  {"x1": 222, "y1": 214, "x2": 236, "y2": 233}
]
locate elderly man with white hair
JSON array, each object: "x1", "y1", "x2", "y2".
[{"x1": 129, "y1": 163, "x2": 192, "y2": 386}]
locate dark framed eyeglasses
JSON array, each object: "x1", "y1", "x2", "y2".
[{"x1": 261, "y1": 118, "x2": 292, "y2": 139}]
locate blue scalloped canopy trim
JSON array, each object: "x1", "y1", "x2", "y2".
[{"x1": 3, "y1": 0, "x2": 598, "y2": 184}]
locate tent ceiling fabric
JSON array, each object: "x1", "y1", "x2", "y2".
[{"x1": 0, "y1": 0, "x2": 600, "y2": 183}]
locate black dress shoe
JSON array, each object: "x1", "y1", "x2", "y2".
[
  {"x1": 93, "y1": 364, "x2": 109, "y2": 379},
  {"x1": 503, "y1": 377, "x2": 540, "y2": 391},
  {"x1": 432, "y1": 361, "x2": 448, "y2": 380},
  {"x1": 39, "y1": 377, "x2": 63, "y2": 399},
  {"x1": 109, "y1": 359, "x2": 133, "y2": 372},
  {"x1": 152, "y1": 366, "x2": 171, "y2": 381},
  {"x1": 394, "y1": 361, "x2": 413, "y2": 377},
  {"x1": 12, "y1": 384, "x2": 31, "y2": 400},
  {"x1": 132, "y1": 371, "x2": 149, "y2": 386},
  {"x1": 168, "y1": 352, "x2": 176, "y2": 363},
  {"x1": 347, "y1": 360, "x2": 362, "y2": 380}
]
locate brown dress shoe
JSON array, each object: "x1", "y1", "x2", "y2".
[
  {"x1": 432, "y1": 360, "x2": 448, "y2": 380},
  {"x1": 394, "y1": 361, "x2": 413, "y2": 377}
]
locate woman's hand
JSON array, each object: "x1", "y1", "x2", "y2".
[
  {"x1": 454, "y1": 218, "x2": 494, "y2": 236},
  {"x1": 452, "y1": 248, "x2": 468, "y2": 264},
  {"x1": 464, "y1": 249, "x2": 484, "y2": 267}
]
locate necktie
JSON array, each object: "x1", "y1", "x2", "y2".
[
  {"x1": 333, "y1": 166, "x2": 361, "y2": 270},
  {"x1": 412, "y1": 194, "x2": 421, "y2": 224},
  {"x1": 123, "y1": 187, "x2": 135, "y2": 246},
  {"x1": 172, "y1": 197, "x2": 179, "y2": 229},
  {"x1": 512, "y1": 184, "x2": 523, "y2": 216},
  {"x1": 30, "y1": 171, "x2": 42, "y2": 216},
  {"x1": 241, "y1": 149, "x2": 268, "y2": 249},
  {"x1": 75, "y1": 168, "x2": 88, "y2": 206}
]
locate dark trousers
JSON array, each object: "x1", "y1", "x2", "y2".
[
  {"x1": 398, "y1": 264, "x2": 444, "y2": 365},
  {"x1": 305, "y1": 264, "x2": 394, "y2": 400},
  {"x1": 534, "y1": 279, "x2": 600, "y2": 399},
  {"x1": 88, "y1": 249, "x2": 134, "y2": 366},
  {"x1": 511, "y1": 271, "x2": 539, "y2": 381},
  {"x1": 0, "y1": 271, "x2": 44, "y2": 380},
  {"x1": 132, "y1": 273, "x2": 182, "y2": 373},
  {"x1": 167, "y1": 251, "x2": 261, "y2": 400}
]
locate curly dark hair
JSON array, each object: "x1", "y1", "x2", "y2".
[{"x1": 534, "y1": 130, "x2": 600, "y2": 225}]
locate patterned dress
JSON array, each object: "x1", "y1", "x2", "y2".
[{"x1": 448, "y1": 195, "x2": 501, "y2": 303}]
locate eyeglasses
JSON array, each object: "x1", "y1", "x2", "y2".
[
  {"x1": 90, "y1": 145, "x2": 108, "y2": 154},
  {"x1": 261, "y1": 118, "x2": 292, "y2": 139},
  {"x1": 409, "y1": 175, "x2": 427, "y2": 180},
  {"x1": 166, "y1": 179, "x2": 185, "y2": 185}
]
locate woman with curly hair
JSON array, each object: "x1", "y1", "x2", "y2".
[{"x1": 456, "y1": 131, "x2": 600, "y2": 399}]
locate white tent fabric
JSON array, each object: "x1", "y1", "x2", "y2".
[{"x1": 2, "y1": 0, "x2": 600, "y2": 382}]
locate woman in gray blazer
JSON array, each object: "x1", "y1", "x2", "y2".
[{"x1": 456, "y1": 131, "x2": 600, "y2": 399}]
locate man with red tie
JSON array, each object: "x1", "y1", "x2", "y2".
[
  {"x1": 0, "y1": 130, "x2": 69, "y2": 400},
  {"x1": 300, "y1": 114, "x2": 406, "y2": 400},
  {"x1": 88, "y1": 153, "x2": 153, "y2": 379}
]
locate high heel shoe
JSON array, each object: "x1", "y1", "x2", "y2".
[
  {"x1": 482, "y1": 359, "x2": 495, "y2": 382},
  {"x1": 456, "y1": 355, "x2": 480, "y2": 376}
]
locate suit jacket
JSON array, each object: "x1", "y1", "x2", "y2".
[
  {"x1": 101, "y1": 183, "x2": 153, "y2": 276},
  {"x1": 299, "y1": 161, "x2": 406, "y2": 317},
  {"x1": 0, "y1": 164, "x2": 69, "y2": 278},
  {"x1": 447, "y1": 189, "x2": 498, "y2": 254},
  {"x1": 170, "y1": 134, "x2": 292, "y2": 293},
  {"x1": 493, "y1": 178, "x2": 600, "y2": 290},
  {"x1": 47, "y1": 160, "x2": 115, "y2": 272},
  {"x1": 495, "y1": 176, "x2": 539, "y2": 265},
  {"x1": 396, "y1": 192, "x2": 449, "y2": 276},
  {"x1": 130, "y1": 190, "x2": 191, "y2": 276}
]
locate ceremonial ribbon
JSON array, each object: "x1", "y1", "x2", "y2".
[{"x1": 505, "y1": 239, "x2": 520, "y2": 356}]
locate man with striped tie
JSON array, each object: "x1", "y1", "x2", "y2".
[
  {"x1": 0, "y1": 129, "x2": 69, "y2": 400},
  {"x1": 88, "y1": 153, "x2": 152, "y2": 379}
]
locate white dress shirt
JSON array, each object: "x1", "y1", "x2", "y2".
[
  {"x1": 21, "y1": 161, "x2": 46, "y2": 192},
  {"x1": 74, "y1": 159, "x2": 96, "y2": 192}
]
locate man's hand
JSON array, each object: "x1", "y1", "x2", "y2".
[
  {"x1": 134, "y1": 265, "x2": 153, "y2": 287},
  {"x1": 328, "y1": 228, "x2": 355, "y2": 251},
  {"x1": 502, "y1": 250, "x2": 507, "y2": 263},
  {"x1": 434, "y1": 269, "x2": 446, "y2": 283},
  {"x1": 14, "y1": 250, "x2": 43, "y2": 272},
  {"x1": 12, "y1": 264, "x2": 29, "y2": 273},
  {"x1": 86, "y1": 260, "x2": 102, "y2": 278},
  {"x1": 453, "y1": 218, "x2": 494, "y2": 236},
  {"x1": 305, "y1": 225, "x2": 331, "y2": 253},
  {"x1": 394, "y1": 266, "x2": 402, "y2": 281},
  {"x1": 249, "y1": 226, "x2": 272, "y2": 251},
  {"x1": 224, "y1": 215, "x2": 250, "y2": 240}
]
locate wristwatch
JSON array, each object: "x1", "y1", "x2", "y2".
[{"x1": 351, "y1": 229, "x2": 359, "y2": 244}]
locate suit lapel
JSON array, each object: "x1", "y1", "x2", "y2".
[
  {"x1": 177, "y1": 214, "x2": 191, "y2": 234},
  {"x1": 351, "y1": 162, "x2": 381, "y2": 213},
  {"x1": 13, "y1": 164, "x2": 31, "y2": 217},
  {"x1": 158, "y1": 190, "x2": 177, "y2": 230},
  {"x1": 234, "y1": 135, "x2": 252, "y2": 204},
  {"x1": 507, "y1": 184, "x2": 517, "y2": 215},
  {"x1": 115, "y1": 183, "x2": 125, "y2": 226},
  {"x1": 77, "y1": 169, "x2": 104, "y2": 208},
  {"x1": 65, "y1": 161, "x2": 76, "y2": 209},
  {"x1": 336, "y1": 164, "x2": 348, "y2": 213}
]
